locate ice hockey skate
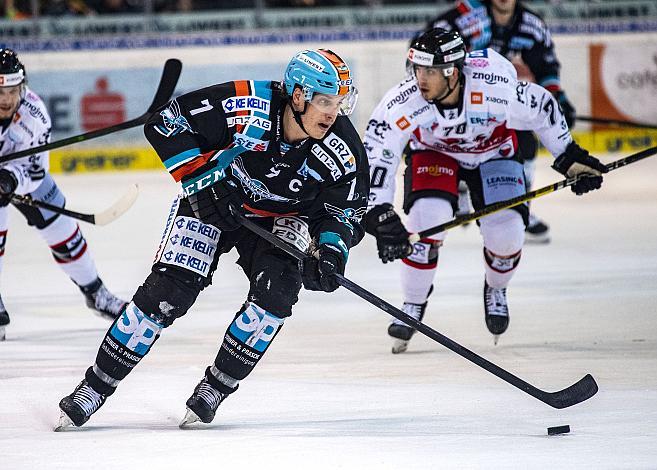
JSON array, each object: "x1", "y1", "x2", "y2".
[
  {"x1": 388, "y1": 301, "x2": 428, "y2": 354},
  {"x1": 484, "y1": 281, "x2": 509, "y2": 345},
  {"x1": 80, "y1": 278, "x2": 127, "y2": 321},
  {"x1": 525, "y1": 213, "x2": 551, "y2": 244},
  {"x1": 55, "y1": 379, "x2": 107, "y2": 431},
  {"x1": 180, "y1": 377, "x2": 228, "y2": 428},
  {"x1": 0, "y1": 295, "x2": 8, "y2": 341},
  {"x1": 0, "y1": 310, "x2": 8, "y2": 342}
]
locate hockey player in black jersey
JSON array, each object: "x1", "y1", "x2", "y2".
[
  {"x1": 56, "y1": 49, "x2": 369, "y2": 429},
  {"x1": 425, "y1": 0, "x2": 575, "y2": 243}
]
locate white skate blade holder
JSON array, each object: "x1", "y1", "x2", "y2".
[
  {"x1": 53, "y1": 411, "x2": 75, "y2": 432},
  {"x1": 179, "y1": 408, "x2": 203, "y2": 428},
  {"x1": 391, "y1": 339, "x2": 409, "y2": 354}
]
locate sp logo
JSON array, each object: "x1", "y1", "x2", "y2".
[{"x1": 111, "y1": 304, "x2": 162, "y2": 355}]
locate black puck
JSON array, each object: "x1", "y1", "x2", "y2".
[{"x1": 547, "y1": 425, "x2": 570, "y2": 435}]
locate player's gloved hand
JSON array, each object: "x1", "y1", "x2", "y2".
[
  {"x1": 363, "y1": 203, "x2": 412, "y2": 263},
  {"x1": 553, "y1": 90, "x2": 576, "y2": 129},
  {"x1": 187, "y1": 177, "x2": 243, "y2": 231},
  {"x1": 300, "y1": 244, "x2": 345, "y2": 293},
  {"x1": 0, "y1": 170, "x2": 18, "y2": 207},
  {"x1": 552, "y1": 141, "x2": 608, "y2": 195},
  {"x1": 0, "y1": 169, "x2": 18, "y2": 195}
]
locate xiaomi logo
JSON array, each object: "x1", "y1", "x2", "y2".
[
  {"x1": 396, "y1": 116, "x2": 411, "y2": 130},
  {"x1": 470, "y1": 92, "x2": 483, "y2": 104}
]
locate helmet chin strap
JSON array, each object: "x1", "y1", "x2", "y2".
[
  {"x1": 433, "y1": 72, "x2": 462, "y2": 104},
  {"x1": 289, "y1": 100, "x2": 310, "y2": 136}
]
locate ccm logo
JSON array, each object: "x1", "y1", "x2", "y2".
[{"x1": 470, "y1": 92, "x2": 483, "y2": 104}]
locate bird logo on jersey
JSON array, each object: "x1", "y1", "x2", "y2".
[
  {"x1": 155, "y1": 100, "x2": 193, "y2": 138},
  {"x1": 230, "y1": 157, "x2": 299, "y2": 204},
  {"x1": 324, "y1": 203, "x2": 366, "y2": 230}
]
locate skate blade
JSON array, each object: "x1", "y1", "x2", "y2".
[
  {"x1": 179, "y1": 408, "x2": 202, "y2": 428},
  {"x1": 53, "y1": 411, "x2": 75, "y2": 432},
  {"x1": 493, "y1": 334, "x2": 500, "y2": 346},
  {"x1": 524, "y1": 234, "x2": 550, "y2": 244},
  {"x1": 391, "y1": 339, "x2": 409, "y2": 354},
  {"x1": 0, "y1": 326, "x2": 5, "y2": 341}
]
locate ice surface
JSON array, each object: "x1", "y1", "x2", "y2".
[{"x1": 1, "y1": 154, "x2": 656, "y2": 469}]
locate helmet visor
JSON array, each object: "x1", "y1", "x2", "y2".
[
  {"x1": 309, "y1": 87, "x2": 359, "y2": 116},
  {"x1": 408, "y1": 63, "x2": 456, "y2": 79}
]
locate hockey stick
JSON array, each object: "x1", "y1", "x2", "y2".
[
  {"x1": 0, "y1": 58, "x2": 182, "y2": 165},
  {"x1": 410, "y1": 145, "x2": 657, "y2": 243},
  {"x1": 236, "y1": 212, "x2": 598, "y2": 409},
  {"x1": 577, "y1": 116, "x2": 657, "y2": 130},
  {"x1": 10, "y1": 183, "x2": 139, "y2": 226}
]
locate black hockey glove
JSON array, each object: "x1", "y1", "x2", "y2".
[
  {"x1": 363, "y1": 203, "x2": 412, "y2": 263},
  {"x1": 187, "y1": 178, "x2": 243, "y2": 231},
  {"x1": 552, "y1": 141, "x2": 608, "y2": 195},
  {"x1": 300, "y1": 244, "x2": 345, "y2": 293},
  {"x1": 0, "y1": 169, "x2": 17, "y2": 195},
  {"x1": 553, "y1": 90, "x2": 576, "y2": 129},
  {"x1": 0, "y1": 170, "x2": 17, "y2": 207}
]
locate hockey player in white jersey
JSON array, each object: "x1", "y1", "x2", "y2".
[
  {"x1": 0, "y1": 49, "x2": 127, "y2": 341},
  {"x1": 362, "y1": 29, "x2": 607, "y2": 351}
]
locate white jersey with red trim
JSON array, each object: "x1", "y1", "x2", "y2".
[
  {"x1": 364, "y1": 48, "x2": 571, "y2": 208},
  {"x1": 0, "y1": 87, "x2": 51, "y2": 195}
]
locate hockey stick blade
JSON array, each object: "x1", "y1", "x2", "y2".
[
  {"x1": 236, "y1": 213, "x2": 598, "y2": 409},
  {"x1": 93, "y1": 183, "x2": 140, "y2": 225},
  {"x1": 538, "y1": 374, "x2": 598, "y2": 409},
  {"x1": 0, "y1": 58, "x2": 182, "y2": 165},
  {"x1": 11, "y1": 184, "x2": 139, "y2": 226}
]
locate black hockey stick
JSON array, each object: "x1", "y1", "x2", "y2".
[
  {"x1": 577, "y1": 116, "x2": 657, "y2": 130},
  {"x1": 0, "y1": 58, "x2": 182, "y2": 165},
  {"x1": 10, "y1": 183, "x2": 138, "y2": 226},
  {"x1": 236, "y1": 212, "x2": 598, "y2": 409},
  {"x1": 410, "y1": 145, "x2": 657, "y2": 242}
]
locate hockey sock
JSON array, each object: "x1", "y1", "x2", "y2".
[
  {"x1": 40, "y1": 216, "x2": 98, "y2": 287},
  {"x1": 401, "y1": 238, "x2": 440, "y2": 304},
  {"x1": 210, "y1": 302, "x2": 285, "y2": 393},
  {"x1": 86, "y1": 301, "x2": 163, "y2": 395}
]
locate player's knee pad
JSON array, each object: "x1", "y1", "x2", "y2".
[
  {"x1": 483, "y1": 248, "x2": 522, "y2": 274},
  {"x1": 0, "y1": 229, "x2": 6, "y2": 258},
  {"x1": 247, "y1": 252, "x2": 301, "y2": 318},
  {"x1": 406, "y1": 196, "x2": 454, "y2": 237},
  {"x1": 213, "y1": 302, "x2": 286, "y2": 383},
  {"x1": 132, "y1": 267, "x2": 204, "y2": 327},
  {"x1": 480, "y1": 210, "x2": 525, "y2": 255},
  {"x1": 402, "y1": 238, "x2": 442, "y2": 270},
  {"x1": 48, "y1": 224, "x2": 88, "y2": 264}
]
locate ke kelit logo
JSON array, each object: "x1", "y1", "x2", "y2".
[
  {"x1": 471, "y1": 92, "x2": 484, "y2": 104},
  {"x1": 222, "y1": 96, "x2": 270, "y2": 113},
  {"x1": 396, "y1": 116, "x2": 411, "y2": 130}
]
